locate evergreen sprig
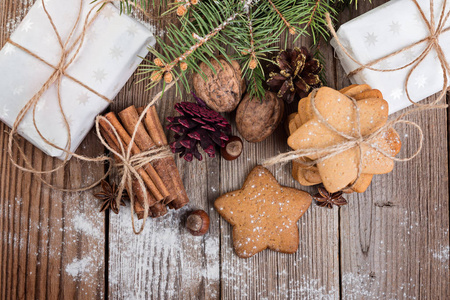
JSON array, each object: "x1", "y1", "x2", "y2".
[{"x1": 111, "y1": 0, "x2": 362, "y2": 100}]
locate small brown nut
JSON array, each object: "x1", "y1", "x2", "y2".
[
  {"x1": 221, "y1": 136, "x2": 243, "y2": 161},
  {"x1": 236, "y1": 91, "x2": 284, "y2": 143},
  {"x1": 186, "y1": 210, "x2": 210, "y2": 236},
  {"x1": 193, "y1": 56, "x2": 246, "y2": 112}
]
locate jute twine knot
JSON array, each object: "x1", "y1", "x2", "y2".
[
  {"x1": 6, "y1": 0, "x2": 173, "y2": 234},
  {"x1": 263, "y1": 0, "x2": 449, "y2": 191},
  {"x1": 262, "y1": 89, "x2": 424, "y2": 191},
  {"x1": 328, "y1": 0, "x2": 450, "y2": 108},
  {"x1": 94, "y1": 80, "x2": 176, "y2": 233}
]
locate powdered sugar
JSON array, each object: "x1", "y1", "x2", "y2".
[
  {"x1": 108, "y1": 205, "x2": 220, "y2": 298},
  {"x1": 432, "y1": 245, "x2": 449, "y2": 263},
  {"x1": 72, "y1": 214, "x2": 102, "y2": 240},
  {"x1": 66, "y1": 257, "x2": 93, "y2": 277}
]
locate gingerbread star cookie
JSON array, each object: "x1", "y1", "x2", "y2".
[{"x1": 214, "y1": 166, "x2": 311, "y2": 258}]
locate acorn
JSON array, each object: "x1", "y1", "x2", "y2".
[
  {"x1": 186, "y1": 210, "x2": 210, "y2": 236},
  {"x1": 220, "y1": 136, "x2": 243, "y2": 161}
]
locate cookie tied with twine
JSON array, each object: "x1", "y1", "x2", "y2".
[
  {"x1": 263, "y1": 87, "x2": 421, "y2": 193},
  {"x1": 5, "y1": 0, "x2": 175, "y2": 234},
  {"x1": 263, "y1": 0, "x2": 450, "y2": 193}
]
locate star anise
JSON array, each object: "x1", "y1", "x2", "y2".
[
  {"x1": 94, "y1": 180, "x2": 127, "y2": 214},
  {"x1": 313, "y1": 187, "x2": 348, "y2": 209}
]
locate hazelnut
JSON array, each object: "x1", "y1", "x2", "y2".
[
  {"x1": 220, "y1": 136, "x2": 243, "y2": 161},
  {"x1": 186, "y1": 210, "x2": 210, "y2": 236}
]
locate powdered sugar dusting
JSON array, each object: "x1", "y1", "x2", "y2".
[
  {"x1": 108, "y1": 205, "x2": 220, "y2": 299},
  {"x1": 432, "y1": 245, "x2": 449, "y2": 263},
  {"x1": 66, "y1": 257, "x2": 93, "y2": 277},
  {"x1": 72, "y1": 214, "x2": 102, "y2": 239},
  {"x1": 342, "y1": 272, "x2": 419, "y2": 299}
]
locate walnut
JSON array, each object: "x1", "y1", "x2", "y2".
[
  {"x1": 193, "y1": 57, "x2": 246, "y2": 112},
  {"x1": 236, "y1": 91, "x2": 284, "y2": 143}
]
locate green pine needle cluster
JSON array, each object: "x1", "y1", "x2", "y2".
[{"x1": 111, "y1": 0, "x2": 361, "y2": 100}]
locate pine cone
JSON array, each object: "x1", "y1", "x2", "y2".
[
  {"x1": 167, "y1": 93, "x2": 231, "y2": 162},
  {"x1": 267, "y1": 47, "x2": 323, "y2": 104}
]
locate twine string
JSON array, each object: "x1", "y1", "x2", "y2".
[
  {"x1": 5, "y1": 0, "x2": 175, "y2": 234},
  {"x1": 262, "y1": 90, "x2": 425, "y2": 190},
  {"x1": 263, "y1": 0, "x2": 449, "y2": 191},
  {"x1": 326, "y1": 0, "x2": 450, "y2": 108},
  {"x1": 94, "y1": 80, "x2": 176, "y2": 234}
]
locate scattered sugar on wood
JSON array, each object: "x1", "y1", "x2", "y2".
[
  {"x1": 108, "y1": 205, "x2": 220, "y2": 298},
  {"x1": 66, "y1": 257, "x2": 93, "y2": 277},
  {"x1": 432, "y1": 245, "x2": 449, "y2": 263}
]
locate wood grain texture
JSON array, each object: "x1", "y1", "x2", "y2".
[
  {"x1": 0, "y1": 1, "x2": 106, "y2": 299},
  {"x1": 107, "y1": 80, "x2": 221, "y2": 299},
  {"x1": 336, "y1": 1, "x2": 449, "y2": 299},
  {"x1": 0, "y1": 0, "x2": 449, "y2": 299}
]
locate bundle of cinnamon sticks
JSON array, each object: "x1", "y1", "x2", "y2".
[{"x1": 98, "y1": 105, "x2": 189, "y2": 218}]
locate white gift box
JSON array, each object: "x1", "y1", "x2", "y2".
[
  {"x1": 331, "y1": 0, "x2": 450, "y2": 114},
  {"x1": 0, "y1": 0, "x2": 155, "y2": 159}
]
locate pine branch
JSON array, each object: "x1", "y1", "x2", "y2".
[
  {"x1": 113, "y1": 0, "x2": 363, "y2": 100},
  {"x1": 267, "y1": 0, "x2": 296, "y2": 34}
]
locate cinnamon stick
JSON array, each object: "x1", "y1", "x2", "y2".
[
  {"x1": 140, "y1": 106, "x2": 190, "y2": 209},
  {"x1": 131, "y1": 179, "x2": 155, "y2": 220},
  {"x1": 139, "y1": 106, "x2": 167, "y2": 146},
  {"x1": 99, "y1": 125, "x2": 156, "y2": 216},
  {"x1": 150, "y1": 202, "x2": 168, "y2": 218},
  {"x1": 99, "y1": 118, "x2": 161, "y2": 202},
  {"x1": 118, "y1": 106, "x2": 178, "y2": 206},
  {"x1": 103, "y1": 112, "x2": 169, "y2": 201}
]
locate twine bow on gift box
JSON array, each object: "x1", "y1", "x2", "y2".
[
  {"x1": 263, "y1": 0, "x2": 449, "y2": 191},
  {"x1": 6, "y1": 0, "x2": 172, "y2": 234},
  {"x1": 327, "y1": 0, "x2": 450, "y2": 108}
]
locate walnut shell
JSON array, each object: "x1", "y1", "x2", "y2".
[
  {"x1": 193, "y1": 57, "x2": 246, "y2": 112},
  {"x1": 236, "y1": 91, "x2": 284, "y2": 143}
]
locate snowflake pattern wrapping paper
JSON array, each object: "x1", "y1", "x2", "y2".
[
  {"x1": 331, "y1": 0, "x2": 450, "y2": 114},
  {"x1": 0, "y1": 0, "x2": 155, "y2": 159}
]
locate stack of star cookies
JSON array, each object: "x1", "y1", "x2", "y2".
[{"x1": 287, "y1": 85, "x2": 402, "y2": 193}]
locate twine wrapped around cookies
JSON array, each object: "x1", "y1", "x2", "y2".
[
  {"x1": 5, "y1": 0, "x2": 177, "y2": 234},
  {"x1": 263, "y1": 0, "x2": 449, "y2": 191},
  {"x1": 262, "y1": 89, "x2": 424, "y2": 191}
]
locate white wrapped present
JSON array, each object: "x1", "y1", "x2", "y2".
[
  {"x1": 0, "y1": 0, "x2": 155, "y2": 159},
  {"x1": 331, "y1": 0, "x2": 450, "y2": 114}
]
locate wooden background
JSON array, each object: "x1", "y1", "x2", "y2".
[{"x1": 0, "y1": 0, "x2": 449, "y2": 299}]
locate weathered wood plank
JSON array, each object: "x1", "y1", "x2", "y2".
[
  {"x1": 107, "y1": 75, "x2": 221, "y2": 298},
  {"x1": 0, "y1": 1, "x2": 106, "y2": 299},
  {"x1": 218, "y1": 36, "x2": 340, "y2": 298},
  {"x1": 336, "y1": 1, "x2": 449, "y2": 299}
]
